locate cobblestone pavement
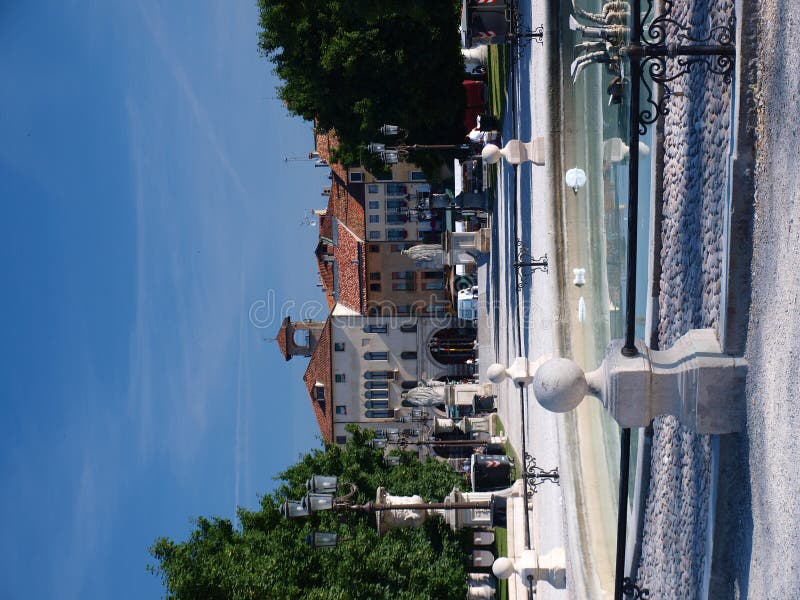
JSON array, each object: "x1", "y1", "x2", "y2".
[{"x1": 633, "y1": 0, "x2": 734, "y2": 595}]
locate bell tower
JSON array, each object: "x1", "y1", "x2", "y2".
[{"x1": 276, "y1": 316, "x2": 326, "y2": 361}]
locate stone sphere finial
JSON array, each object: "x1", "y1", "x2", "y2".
[
  {"x1": 486, "y1": 363, "x2": 508, "y2": 383},
  {"x1": 481, "y1": 144, "x2": 501, "y2": 164},
  {"x1": 532, "y1": 358, "x2": 587, "y2": 413},
  {"x1": 492, "y1": 557, "x2": 515, "y2": 580}
]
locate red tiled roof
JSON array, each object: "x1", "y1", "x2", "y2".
[
  {"x1": 334, "y1": 221, "x2": 366, "y2": 314},
  {"x1": 314, "y1": 239, "x2": 336, "y2": 310},
  {"x1": 314, "y1": 128, "x2": 339, "y2": 166},
  {"x1": 302, "y1": 318, "x2": 333, "y2": 442},
  {"x1": 314, "y1": 128, "x2": 365, "y2": 238},
  {"x1": 329, "y1": 169, "x2": 365, "y2": 239},
  {"x1": 276, "y1": 316, "x2": 292, "y2": 361}
]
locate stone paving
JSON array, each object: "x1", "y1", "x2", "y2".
[{"x1": 634, "y1": 0, "x2": 735, "y2": 595}]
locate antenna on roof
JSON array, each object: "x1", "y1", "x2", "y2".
[{"x1": 299, "y1": 209, "x2": 318, "y2": 228}]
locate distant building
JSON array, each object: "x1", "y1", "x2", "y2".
[
  {"x1": 277, "y1": 312, "x2": 477, "y2": 443},
  {"x1": 278, "y1": 129, "x2": 477, "y2": 442}
]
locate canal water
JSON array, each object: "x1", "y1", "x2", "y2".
[{"x1": 554, "y1": 0, "x2": 654, "y2": 594}]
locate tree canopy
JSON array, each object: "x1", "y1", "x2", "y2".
[
  {"x1": 257, "y1": 0, "x2": 467, "y2": 168},
  {"x1": 149, "y1": 427, "x2": 470, "y2": 599}
]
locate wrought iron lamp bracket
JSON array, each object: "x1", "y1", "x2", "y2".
[
  {"x1": 332, "y1": 483, "x2": 359, "y2": 509},
  {"x1": 513, "y1": 240, "x2": 548, "y2": 290},
  {"x1": 522, "y1": 452, "x2": 560, "y2": 499},
  {"x1": 625, "y1": 0, "x2": 736, "y2": 135}
]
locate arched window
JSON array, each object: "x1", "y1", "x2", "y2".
[
  {"x1": 364, "y1": 381, "x2": 389, "y2": 390},
  {"x1": 365, "y1": 390, "x2": 389, "y2": 399},
  {"x1": 429, "y1": 327, "x2": 477, "y2": 365},
  {"x1": 364, "y1": 351, "x2": 388, "y2": 361},
  {"x1": 364, "y1": 400, "x2": 389, "y2": 409},
  {"x1": 366, "y1": 409, "x2": 395, "y2": 419},
  {"x1": 400, "y1": 351, "x2": 417, "y2": 360},
  {"x1": 364, "y1": 370, "x2": 395, "y2": 380}
]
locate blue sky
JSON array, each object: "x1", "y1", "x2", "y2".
[{"x1": 0, "y1": 2, "x2": 329, "y2": 597}]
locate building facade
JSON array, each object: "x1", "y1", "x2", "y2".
[{"x1": 277, "y1": 310, "x2": 477, "y2": 443}]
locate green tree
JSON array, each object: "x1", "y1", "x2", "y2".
[
  {"x1": 256, "y1": 0, "x2": 467, "y2": 170},
  {"x1": 149, "y1": 427, "x2": 469, "y2": 599}
]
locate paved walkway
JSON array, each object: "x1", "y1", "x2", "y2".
[{"x1": 711, "y1": 0, "x2": 800, "y2": 596}]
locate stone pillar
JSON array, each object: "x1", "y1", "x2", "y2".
[
  {"x1": 490, "y1": 329, "x2": 747, "y2": 434},
  {"x1": 493, "y1": 548, "x2": 567, "y2": 591},
  {"x1": 482, "y1": 138, "x2": 546, "y2": 166}
]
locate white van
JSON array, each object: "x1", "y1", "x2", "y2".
[{"x1": 457, "y1": 286, "x2": 479, "y2": 322}]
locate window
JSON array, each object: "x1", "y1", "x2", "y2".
[
  {"x1": 422, "y1": 271, "x2": 443, "y2": 279},
  {"x1": 390, "y1": 243, "x2": 412, "y2": 253},
  {"x1": 369, "y1": 215, "x2": 380, "y2": 224},
  {"x1": 335, "y1": 405, "x2": 347, "y2": 415},
  {"x1": 386, "y1": 183, "x2": 407, "y2": 195},
  {"x1": 400, "y1": 351, "x2": 417, "y2": 360},
  {"x1": 401, "y1": 380, "x2": 419, "y2": 390},
  {"x1": 364, "y1": 351, "x2": 388, "y2": 360},
  {"x1": 411, "y1": 171, "x2": 426, "y2": 181},
  {"x1": 387, "y1": 229, "x2": 407, "y2": 241},
  {"x1": 395, "y1": 305, "x2": 411, "y2": 314},
  {"x1": 392, "y1": 281, "x2": 415, "y2": 291},
  {"x1": 375, "y1": 171, "x2": 392, "y2": 181},
  {"x1": 369, "y1": 200, "x2": 380, "y2": 209},
  {"x1": 335, "y1": 374, "x2": 346, "y2": 383},
  {"x1": 315, "y1": 386, "x2": 325, "y2": 400},
  {"x1": 424, "y1": 281, "x2": 444, "y2": 290},
  {"x1": 334, "y1": 342, "x2": 345, "y2": 351},
  {"x1": 400, "y1": 324, "x2": 417, "y2": 333},
  {"x1": 349, "y1": 171, "x2": 363, "y2": 182},
  {"x1": 424, "y1": 305, "x2": 447, "y2": 314},
  {"x1": 386, "y1": 199, "x2": 406, "y2": 210},
  {"x1": 369, "y1": 283, "x2": 381, "y2": 292},
  {"x1": 364, "y1": 370, "x2": 395, "y2": 380},
  {"x1": 392, "y1": 271, "x2": 414, "y2": 279},
  {"x1": 336, "y1": 436, "x2": 347, "y2": 445},
  {"x1": 366, "y1": 409, "x2": 395, "y2": 419},
  {"x1": 363, "y1": 324, "x2": 387, "y2": 333},
  {"x1": 368, "y1": 184, "x2": 379, "y2": 194},
  {"x1": 369, "y1": 244, "x2": 380, "y2": 253},
  {"x1": 364, "y1": 381, "x2": 389, "y2": 390},
  {"x1": 369, "y1": 231, "x2": 380, "y2": 240},
  {"x1": 369, "y1": 272, "x2": 381, "y2": 281},
  {"x1": 364, "y1": 400, "x2": 389, "y2": 409},
  {"x1": 365, "y1": 390, "x2": 389, "y2": 399},
  {"x1": 386, "y1": 214, "x2": 407, "y2": 225}
]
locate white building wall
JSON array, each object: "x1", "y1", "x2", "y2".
[{"x1": 330, "y1": 313, "x2": 458, "y2": 442}]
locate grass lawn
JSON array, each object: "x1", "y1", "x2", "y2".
[
  {"x1": 493, "y1": 414, "x2": 520, "y2": 480},
  {"x1": 495, "y1": 526, "x2": 509, "y2": 600},
  {"x1": 486, "y1": 44, "x2": 510, "y2": 121},
  {"x1": 485, "y1": 44, "x2": 509, "y2": 200}
]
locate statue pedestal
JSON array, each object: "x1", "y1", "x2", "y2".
[{"x1": 442, "y1": 229, "x2": 491, "y2": 266}]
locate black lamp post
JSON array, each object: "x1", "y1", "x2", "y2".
[{"x1": 368, "y1": 124, "x2": 469, "y2": 164}]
